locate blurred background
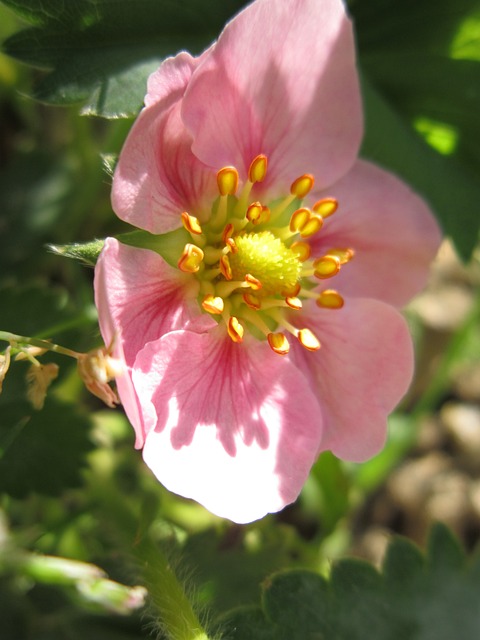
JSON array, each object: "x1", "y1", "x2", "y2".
[{"x1": 0, "y1": 1, "x2": 479, "y2": 638}]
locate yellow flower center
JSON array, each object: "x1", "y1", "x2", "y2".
[
  {"x1": 230, "y1": 231, "x2": 301, "y2": 294},
  {"x1": 177, "y1": 154, "x2": 354, "y2": 355}
]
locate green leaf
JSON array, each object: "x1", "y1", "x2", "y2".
[
  {"x1": 350, "y1": 0, "x2": 479, "y2": 55},
  {"x1": 0, "y1": 150, "x2": 76, "y2": 278},
  {"x1": 0, "y1": 393, "x2": 94, "y2": 498},
  {"x1": 1, "y1": 0, "x2": 247, "y2": 117},
  {"x1": 360, "y1": 74, "x2": 480, "y2": 260},
  {"x1": 362, "y1": 53, "x2": 480, "y2": 170},
  {"x1": 183, "y1": 525, "x2": 313, "y2": 615},
  {"x1": 219, "y1": 524, "x2": 480, "y2": 640}
]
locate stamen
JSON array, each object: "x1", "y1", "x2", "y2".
[
  {"x1": 227, "y1": 316, "x2": 244, "y2": 343},
  {"x1": 325, "y1": 247, "x2": 355, "y2": 265},
  {"x1": 290, "y1": 174, "x2": 314, "y2": 199},
  {"x1": 226, "y1": 237, "x2": 238, "y2": 254},
  {"x1": 312, "y1": 197, "x2": 338, "y2": 218},
  {"x1": 290, "y1": 241, "x2": 311, "y2": 261},
  {"x1": 244, "y1": 274, "x2": 262, "y2": 290},
  {"x1": 216, "y1": 279, "x2": 250, "y2": 298},
  {"x1": 181, "y1": 212, "x2": 203, "y2": 235},
  {"x1": 203, "y1": 246, "x2": 226, "y2": 264},
  {"x1": 289, "y1": 208, "x2": 323, "y2": 238},
  {"x1": 289, "y1": 208, "x2": 310, "y2": 233},
  {"x1": 220, "y1": 254, "x2": 233, "y2": 280},
  {"x1": 217, "y1": 166, "x2": 239, "y2": 196},
  {"x1": 316, "y1": 289, "x2": 344, "y2": 309},
  {"x1": 203, "y1": 267, "x2": 221, "y2": 281},
  {"x1": 313, "y1": 255, "x2": 341, "y2": 279},
  {"x1": 266, "y1": 310, "x2": 319, "y2": 351},
  {"x1": 297, "y1": 328, "x2": 321, "y2": 351},
  {"x1": 202, "y1": 294, "x2": 224, "y2": 315},
  {"x1": 281, "y1": 282, "x2": 301, "y2": 297},
  {"x1": 299, "y1": 214, "x2": 323, "y2": 238},
  {"x1": 285, "y1": 296, "x2": 302, "y2": 310},
  {"x1": 248, "y1": 154, "x2": 268, "y2": 183},
  {"x1": 222, "y1": 223, "x2": 235, "y2": 243},
  {"x1": 246, "y1": 202, "x2": 263, "y2": 224},
  {"x1": 241, "y1": 308, "x2": 272, "y2": 336},
  {"x1": 268, "y1": 333, "x2": 290, "y2": 356},
  {"x1": 178, "y1": 244, "x2": 204, "y2": 273},
  {"x1": 243, "y1": 292, "x2": 262, "y2": 310}
]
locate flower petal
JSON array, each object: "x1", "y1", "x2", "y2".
[
  {"x1": 133, "y1": 329, "x2": 324, "y2": 523},
  {"x1": 291, "y1": 297, "x2": 414, "y2": 461},
  {"x1": 182, "y1": 0, "x2": 362, "y2": 192},
  {"x1": 308, "y1": 160, "x2": 441, "y2": 307},
  {"x1": 112, "y1": 53, "x2": 216, "y2": 233},
  {"x1": 94, "y1": 238, "x2": 215, "y2": 447}
]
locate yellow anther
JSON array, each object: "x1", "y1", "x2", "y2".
[
  {"x1": 226, "y1": 237, "x2": 238, "y2": 254},
  {"x1": 285, "y1": 296, "x2": 302, "y2": 310},
  {"x1": 316, "y1": 289, "x2": 344, "y2": 309},
  {"x1": 268, "y1": 332, "x2": 290, "y2": 356},
  {"x1": 290, "y1": 174, "x2": 314, "y2": 199},
  {"x1": 243, "y1": 292, "x2": 262, "y2": 310},
  {"x1": 246, "y1": 202, "x2": 263, "y2": 224},
  {"x1": 325, "y1": 247, "x2": 355, "y2": 265},
  {"x1": 217, "y1": 166, "x2": 239, "y2": 196},
  {"x1": 222, "y1": 222, "x2": 235, "y2": 243},
  {"x1": 313, "y1": 255, "x2": 341, "y2": 279},
  {"x1": 227, "y1": 316, "x2": 244, "y2": 343},
  {"x1": 258, "y1": 205, "x2": 271, "y2": 224},
  {"x1": 289, "y1": 208, "x2": 323, "y2": 238},
  {"x1": 300, "y1": 213, "x2": 323, "y2": 237},
  {"x1": 202, "y1": 294, "x2": 225, "y2": 315},
  {"x1": 248, "y1": 154, "x2": 268, "y2": 183},
  {"x1": 181, "y1": 211, "x2": 203, "y2": 235},
  {"x1": 297, "y1": 328, "x2": 321, "y2": 351},
  {"x1": 312, "y1": 197, "x2": 338, "y2": 218},
  {"x1": 178, "y1": 244, "x2": 204, "y2": 273},
  {"x1": 220, "y1": 254, "x2": 233, "y2": 280},
  {"x1": 281, "y1": 282, "x2": 301, "y2": 297},
  {"x1": 290, "y1": 241, "x2": 311, "y2": 262},
  {"x1": 245, "y1": 273, "x2": 262, "y2": 290},
  {"x1": 289, "y1": 208, "x2": 310, "y2": 233}
]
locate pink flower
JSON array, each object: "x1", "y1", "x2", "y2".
[{"x1": 94, "y1": 0, "x2": 441, "y2": 523}]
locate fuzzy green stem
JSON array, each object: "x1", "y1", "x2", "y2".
[{"x1": 134, "y1": 536, "x2": 210, "y2": 640}]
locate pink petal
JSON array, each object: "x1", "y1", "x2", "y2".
[
  {"x1": 145, "y1": 51, "x2": 208, "y2": 108},
  {"x1": 132, "y1": 328, "x2": 323, "y2": 523},
  {"x1": 112, "y1": 54, "x2": 217, "y2": 234},
  {"x1": 94, "y1": 238, "x2": 215, "y2": 447},
  {"x1": 182, "y1": 0, "x2": 362, "y2": 192},
  {"x1": 308, "y1": 160, "x2": 442, "y2": 307},
  {"x1": 291, "y1": 297, "x2": 414, "y2": 461}
]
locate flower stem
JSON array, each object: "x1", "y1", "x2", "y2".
[
  {"x1": 0, "y1": 331, "x2": 80, "y2": 359},
  {"x1": 134, "y1": 536, "x2": 210, "y2": 640}
]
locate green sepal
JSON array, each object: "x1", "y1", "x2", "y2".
[
  {"x1": 118, "y1": 227, "x2": 189, "y2": 267},
  {"x1": 50, "y1": 227, "x2": 189, "y2": 268},
  {"x1": 49, "y1": 239, "x2": 106, "y2": 267}
]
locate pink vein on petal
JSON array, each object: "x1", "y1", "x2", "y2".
[{"x1": 133, "y1": 329, "x2": 323, "y2": 523}]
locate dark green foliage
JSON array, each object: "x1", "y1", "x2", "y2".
[
  {"x1": 219, "y1": 524, "x2": 480, "y2": 640},
  {"x1": 1, "y1": 0, "x2": 247, "y2": 117}
]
